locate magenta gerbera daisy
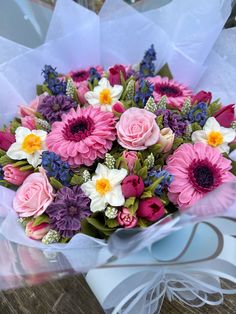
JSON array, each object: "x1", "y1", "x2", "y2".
[
  {"x1": 46, "y1": 106, "x2": 116, "y2": 167},
  {"x1": 148, "y1": 76, "x2": 192, "y2": 109},
  {"x1": 165, "y1": 142, "x2": 234, "y2": 210}
]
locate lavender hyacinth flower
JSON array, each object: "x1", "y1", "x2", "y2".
[
  {"x1": 46, "y1": 186, "x2": 91, "y2": 238},
  {"x1": 38, "y1": 95, "x2": 77, "y2": 123},
  {"x1": 156, "y1": 109, "x2": 187, "y2": 137}
]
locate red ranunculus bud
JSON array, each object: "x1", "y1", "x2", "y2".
[
  {"x1": 121, "y1": 175, "x2": 145, "y2": 198},
  {"x1": 108, "y1": 64, "x2": 126, "y2": 86},
  {"x1": 137, "y1": 197, "x2": 165, "y2": 222},
  {"x1": 192, "y1": 90, "x2": 212, "y2": 105},
  {"x1": 214, "y1": 104, "x2": 235, "y2": 128}
]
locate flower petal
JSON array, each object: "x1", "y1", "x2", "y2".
[
  {"x1": 204, "y1": 117, "x2": 221, "y2": 133},
  {"x1": 7, "y1": 143, "x2": 27, "y2": 160}
]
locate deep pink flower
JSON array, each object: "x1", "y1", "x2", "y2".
[
  {"x1": 25, "y1": 221, "x2": 50, "y2": 240},
  {"x1": 3, "y1": 164, "x2": 32, "y2": 186},
  {"x1": 21, "y1": 116, "x2": 36, "y2": 130},
  {"x1": 123, "y1": 151, "x2": 138, "y2": 173},
  {"x1": 46, "y1": 106, "x2": 116, "y2": 167},
  {"x1": 165, "y1": 142, "x2": 235, "y2": 210},
  {"x1": 192, "y1": 90, "x2": 212, "y2": 105},
  {"x1": 0, "y1": 130, "x2": 15, "y2": 151},
  {"x1": 214, "y1": 104, "x2": 235, "y2": 128},
  {"x1": 112, "y1": 101, "x2": 126, "y2": 114},
  {"x1": 109, "y1": 64, "x2": 126, "y2": 86},
  {"x1": 76, "y1": 81, "x2": 89, "y2": 105},
  {"x1": 137, "y1": 197, "x2": 165, "y2": 222},
  {"x1": 121, "y1": 175, "x2": 145, "y2": 198},
  {"x1": 116, "y1": 108, "x2": 160, "y2": 150},
  {"x1": 68, "y1": 66, "x2": 103, "y2": 84},
  {"x1": 117, "y1": 208, "x2": 138, "y2": 228},
  {"x1": 148, "y1": 76, "x2": 192, "y2": 109}
]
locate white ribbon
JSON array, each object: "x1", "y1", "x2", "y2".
[{"x1": 86, "y1": 217, "x2": 236, "y2": 314}]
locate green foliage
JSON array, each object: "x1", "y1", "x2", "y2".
[
  {"x1": 0, "y1": 155, "x2": 13, "y2": 166},
  {"x1": 191, "y1": 122, "x2": 202, "y2": 132},
  {"x1": 229, "y1": 142, "x2": 236, "y2": 153},
  {"x1": 138, "y1": 218, "x2": 150, "y2": 228},
  {"x1": 50, "y1": 177, "x2": 63, "y2": 190},
  {"x1": 157, "y1": 63, "x2": 173, "y2": 79},
  {"x1": 33, "y1": 214, "x2": 49, "y2": 227},
  {"x1": 144, "y1": 176, "x2": 164, "y2": 195},
  {"x1": 70, "y1": 174, "x2": 84, "y2": 186},
  {"x1": 231, "y1": 160, "x2": 236, "y2": 175},
  {"x1": 207, "y1": 99, "x2": 221, "y2": 116},
  {"x1": 138, "y1": 165, "x2": 148, "y2": 180},
  {"x1": 19, "y1": 164, "x2": 34, "y2": 171},
  {"x1": 12, "y1": 160, "x2": 28, "y2": 168},
  {"x1": 0, "y1": 149, "x2": 6, "y2": 157},
  {"x1": 148, "y1": 143, "x2": 162, "y2": 156},
  {"x1": 124, "y1": 197, "x2": 139, "y2": 215},
  {"x1": 10, "y1": 118, "x2": 21, "y2": 134},
  {"x1": 156, "y1": 115, "x2": 163, "y2": 129},
  {"x1": 172, "y1": 137, "x2": 184, "y2": 150},
  {"x1": 106, "y1": 219, "x2": 119, "y2": 228}
]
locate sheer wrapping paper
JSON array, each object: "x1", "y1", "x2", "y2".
[{"x1": 0, "y1": 0, "x2": 236, "y2": 312}]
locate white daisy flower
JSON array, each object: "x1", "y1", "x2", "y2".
[
  {"x1": 7, "y1": 127, "x2": 47, "y2": 168},
  {"x1": 191, "y1": 117, "x2": 235, "y2": 153},
  {"x1": 81, "y1": 163, "x2": 127, "y2": 212},
  {"x1": 84, "y1": 77, "x2": 123, "y2": 111}
]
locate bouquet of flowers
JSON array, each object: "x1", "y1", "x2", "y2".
[
  {"x1": 0, "y1": 0, "x2": 236, "y2": 313},
  {"x1": 0, "y1": 45, "x2": 235, "y2": 244}
]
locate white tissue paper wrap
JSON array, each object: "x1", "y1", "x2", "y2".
[{"x1": 0, "y1": 0, "x2": 236, "y2": 313}]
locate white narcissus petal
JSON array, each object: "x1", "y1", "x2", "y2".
[
  {"x1": 98, "y1": 77, "x2": 111, "y2": 89},
  {"x1": 109, "y1": 168, "x2": 128, "y2": 186},
  {"x1": 219, "y1": 143, "x2": 230, "y2": 154},
  {"x1": 32, "y1": 129, "x2": 47, "y2": 141},
  {"x1": 204, "y1": 117, "x2": 221, "y2": 133},
  {"x1": 191, "y1": 130, "x2": 208, "y2": 144},
  {"x1": 221, "y1": 127, "x2": 236, "y2": 143},
  {"x1": 84, "y1": 91, "x2": 100, "y2": 105},
  {"x1": 7, "y1": 143, "x2": 27, "y2": 160},
  {"x1": 27, "y1": 152, "x2": 41, "y2": 168},
  {"x1": 95, "y1": 163, "x2": 109, "y2": 177},
  {"x1": 111, "y1": 85, "x2": 123, "y2": 99},
  {"x1": 90, "y1": 196, "x2": 106, "y2": 212},
  {"x1": 106, "y1": 186, "x2": 125, "y2": 207},
  {"x1": 15, "y1": 127, "x2": 31, "y2": 143}
]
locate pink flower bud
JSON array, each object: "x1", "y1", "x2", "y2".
[
  {"x1": 108, "y1": 64, "x2": 126, "y2": 86},
  {"x1": 121, "y1": 175, "x2": 145, "y2": 198},
  {"x1": 3, "y1": 164, "x2": 32, "y2": 186},
  {"x1": 0, "y1": 130, "x2": 15, "y2": 151},
  {"x1": 192, "y1": 90, "x2": 212, "y2": 105},
  {"x1": 117, "y1": 208, "x2": 138, "y2": 228},
  {"x1": 76, "y1": 81, "x2": 90, "y2": 104},
  {"x1": 19, "y1": 93, "x2": 46, "y2": 118},
  {"x1": 25, "y1": 221, "x2": 50, "y2": 240},
  {"x1": 112, "y1": 101, "x2": 126, "y2": 114},
  {"x1": 21, "y1": 116, "x2": 36, "y2": 130},
  {"x1": 157, "y1": 128, "x2": 175, "y2": 153},
  {"x1": 137, "y1": 197, "x2": 165, "y2": 222},
  {"x1": 122, "y1": 151, "x2": 138, "y2": 173},
  {"x1": 214, "y1": 104, "x2": 235, "y2": 128}
]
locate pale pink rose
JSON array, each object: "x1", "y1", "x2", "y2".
[
  {"x1": 13, "y1": 169, "x2": 54, "y2": 217},
  {"x1": 123, "y1": 151, "x2": 138, "y2": 173},
  {"x1": 19, "y1": 93, "x2": 46, "y2": 118},
  {"x1": 76, "y1": 81, "x2": 89, "y2": 104},
  {"x1": 3, "y1": 164, "x2": 32, "y2": 186},
  {"x1": 117, "y1": 208, "x2": 138, "y2": 228},
  {"x1": 116, "y1": 108, "x2": 160, "y2": 150},
  {"x1": 21, "y1": 116, "x2": 36, "y2": 130},
  {"x1": 25, "y1": 221, "x2": 50, "y2": 240},
  {"x1": 158, "y1": 128, "x2": 175, "y2": 153}
]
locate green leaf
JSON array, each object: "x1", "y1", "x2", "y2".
[
  {"x1": 133, "y1": 159, "x2": 142, "y2": 175},
  {"x1": 157, "y1": 63, "x2": 173, "y2": 79},
  {"x1": 20, "y1": 164, "x2": 34, "y2": 171},
  {"x1": 124, "y1": 197, "x2": 136, "y2": 208},
  {"x1": 13, "y1": 160, "x2": 28, "y2": 168},
  {"x1": 36, "y1": 84, "x2": 44, "y2": 95},
  {"x1": 106, "y1": 219, "x2": 119, "y2": 229},
  {"x1": 145, "y1": 176, "x2": 164, "y2": 194},
  {"x1": 229, "y1": 142, "x2": 236, "y2": 153},
  {"x1": 172, "y1": 137, "x2": 184, "y2": 150},
  {"x1": 231, "y1": 161, "x2": 236, "y2": 175},
  {"x1": 191, "y1": 122, "x2": 202, "y2": 132},
  {"x1": 42, "y1": 84, "x2": 53, "y2": 95},
  {"x1": 156, "y1": 115, "x2": 163, "y2": 129},
  {"x1": 33, "y1": 214, "x2": 49, "y2": 227},
  {"x1": 0, "y1": 155, "x2": 13, "y2": 166},
  {"x1": 120, "y1": 71, "x2": 126, "y2": 89},
  {"x1": 138, "y1": 218, "x2": 150, "y2": 228},
  {"x1": 59, "y1": 237, "x2": 70, "y2": 243},
  {"x1": 207, "y1": 99, "x2": 221, "y2": 116},
  {"x1": 140, "y1": 190, "x2": 153, "y2": 199},
  {"x1": 10, "y1": 119, "x2": 21, "y2": 134},
  {"x1": 138, "y1": 166, "x2": 148, "y2": 179},
  {"x1": 129, "y1": 199, "x2": 139, "y2": 215},
  {"x1": 50, "y1": 177, "x2": 63, "y2": 190},
  {"x1": 86, "y1": 217, "x2": 114, "y2": 234},
  {"x1": 81, "y1": 218, "x2": 100, "y2": 238},
  {"x1": 70, "y1": 174, "x2": 84, "y2": 186},
  {"x1": 0, "y1": 149, "x2": 6, "y2": 157},
  {"x1": 148, "y1": 143, "x2": 162, "y2": 156},
  {"x1": 35, "y1": 112, "x2": 45, "y2": 119}
]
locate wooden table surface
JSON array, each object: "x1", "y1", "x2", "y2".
[{"x1": 0, "y1": 275, "x2": 235, "y2": 313}]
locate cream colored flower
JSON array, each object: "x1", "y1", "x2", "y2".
[
  {"x1": 7, "y1": 127, "x2": 47, "y2": 168},
  {"x1": 81, "y1": 163, "x2": 127, "y2": 212},
  {"x1": 84, "y1": 77, "x2": 123, "y2": 111},
  {"x1": 192, "y1": 117, "x2": 235, "y2": 153}
]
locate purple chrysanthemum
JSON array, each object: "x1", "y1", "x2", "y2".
[
  {"x1": 46, "y1": 186, "x2": 91, "y2": 238},
  {"x1": 156, "y1": 109, "x2": 187, "y2": 137},
  {"x1": 38, "y1": 95, "x2": 77, "y2": 123}
]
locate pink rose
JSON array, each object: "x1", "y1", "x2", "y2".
[
  {"x1": 109, "y1": 64, "x2": 126, "y2": 86},
  {"x1": 0, "y1": 130, "x2": 15, "y2": 151},
  {"x1": 76, "y1": 81, "x2": 90, "y2": 104},
  {"x1": 121, "y1": 175, "x2": 145, "y2": 198},
  {"x1": 137, "y1": 197, "x2": 165, "y2": 222},
  {"x1": 116, "y1": 108, "x2": 160, "y2": 150},
  {"x1": 13, "y1": 169, "x2": 54, "y2": 217},
  {"x1": 21, "y1": 116, "x2": 36, "y2": 130},
  {"x1": 123, "y1": 151, "x2": 138, "y2": 173},
  {"x1": 214, "y1": 104, "x2": 235, "y2": 128},
  {"x1": 157, "y1": 128, "x2": 175, "y2": 153},
  {"x1": 117, "y1": 208, "x2": 138, "y2": 228},
  {"x1": 3, "y1": 164, "x2": 32, "y2": 186},
  {"x1": 112, "y1": 101, "x2": 126, "y2": 114},
  {"x1": 25, "y1": 220, "x2": 50, "y2": 240},
  {"x1": 192, "y1": 90, "x2": 212, "y2": 105},
  {"x1": 19, "y1": 93, "x2": 46, "y2": 118}
]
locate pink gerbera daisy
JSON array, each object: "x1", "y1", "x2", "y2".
[
  {"x1": 46, "y1": 106, "x2": 116, "y2": 167},
  {"x1": 165, "y1": 142, "x2": 235, "y2": 210},
  {"x1": 148, "y1": 76, "x2": 192, "y2": 109}
]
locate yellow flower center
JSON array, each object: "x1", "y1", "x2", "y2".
[
  {"x1": 22, "y1": 134, "x2": 42, "y2": 154},
  {"x1": 96, "y1": 178, "x2": 112, "y2": 195},
  {"x1": 99, "y1": 88, "x2": 112, "y2": 105},
  {"x1": 207, "y1": 131, "x2": 223, "y2": 147}
]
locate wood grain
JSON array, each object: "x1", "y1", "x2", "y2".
[{"x1": 0, "y1": 275, "x2": 235, "y2": 313}]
